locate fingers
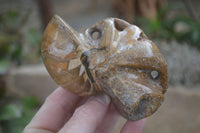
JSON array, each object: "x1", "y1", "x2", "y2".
[
  {"x1": 23, "y1": 86, "x2": 146, "y2": 133},
  {"x1": 95, "y1": 104, "x2": 121, "y2": 133},
  {"x1": 23, "y1": 87, "x2": 80, "y2": 133},
  {"x1": 58, "y1": 94, "x2": 110, "y2": 133},
  {"x1": 121, "y1": 119, "x2": 146, "y2": 133}
]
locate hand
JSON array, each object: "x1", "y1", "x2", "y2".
[{"x1": 23, "y1": 87, "x2": 146, "y2": 133}]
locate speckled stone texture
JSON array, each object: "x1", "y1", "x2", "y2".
[{"x1": 42, "y1": 16, "x2": 168, "y2": 121}]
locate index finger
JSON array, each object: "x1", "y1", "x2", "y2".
[
  {"x1": 121, "y1": 119, "x2": 146, "y2": 133},
  {"x1": 23, "y1": 87, "x2": 80, "y2": 133}
]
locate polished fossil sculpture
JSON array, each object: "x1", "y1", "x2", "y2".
[{"x1": 41, "y1": 15, "x2": 168, "y2": 121}]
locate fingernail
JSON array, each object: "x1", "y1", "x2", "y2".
[{"x1": 89, "y1": 94, "x2": 110, "y2": 105}]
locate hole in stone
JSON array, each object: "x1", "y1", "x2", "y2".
[
  {"x1": 150, "y1": 70, "x2": 159, "y2": 79},
  {"x1": 138, "y1": 32, "x2": 147, "y2": 40},
  {"x1": 114, "y1": 18, "x2": 130, "y2": 31},
  {"x1": 91, "y1": 29, "x2": 101, "y2": 40}
]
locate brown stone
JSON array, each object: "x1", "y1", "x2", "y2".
[{"x1": 41, "y1": 16, "x2": 168, "y2": 121}]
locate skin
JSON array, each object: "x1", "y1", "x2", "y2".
[{"x1": 23, "y1": 87, "x2": 146, "y2": 133}]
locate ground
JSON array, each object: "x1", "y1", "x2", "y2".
[{"x1": 6, "y1": 64, "x2": 200, "y2": 133}]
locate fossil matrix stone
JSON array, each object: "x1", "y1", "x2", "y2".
[{"x1": 41, "y1": 15, "x2": 168, "y2": 121}]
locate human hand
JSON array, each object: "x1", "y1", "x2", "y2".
[{"x1": 23, "y1": 87, "x2": 146, "y2": 133}]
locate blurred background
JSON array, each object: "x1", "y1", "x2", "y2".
[{"x1": 0, "y1": 0, "x2": 200, "y2": 133}]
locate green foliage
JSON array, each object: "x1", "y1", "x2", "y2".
[
  {"x1": 0, "y1": 10, "x2": 25, "y2": 61},
  {"x1": 26, "y1": 28, "x2": 42, "y2": 57},
  {"x1": 21, "y1": 97, "x2": 39, "y2": 111},
  {"x1": 0, "y1": 104, "x2": 21, "y2": 121},
  {"x1": 0, "y1": 9, "x2": 42, "y2": 133},
  {"x1": 3, "y1": 11, "x2": 21, "y2": 31},
  {"x1": 0, "y1": 10, "x2": 24, "y2": 73},
  {"x1": 0, "y1": 96, "x2": 39, "y2": 133},
  {"x1": 0, "y1": 60, "x2": 10, "y2": 75},
  {"x1": 173, "y1": 17, "x2": 200, "y2": 48},
  {"x1": 135, "y1": 2, "x2": 200, "y2": 49},
  {"x1": 0, "y1": 10, "x2": 42, "y2": 74}
]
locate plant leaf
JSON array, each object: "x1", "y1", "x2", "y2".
[
  {"x1": 0, "y1": 59, "x2": 10, "y2": 74},
  {"x1": 0, "y1": 104, "x2": 22, "y2": 121},
  {"x1": 21, "y1": 96, "x2": 39, "y2": 110}
]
